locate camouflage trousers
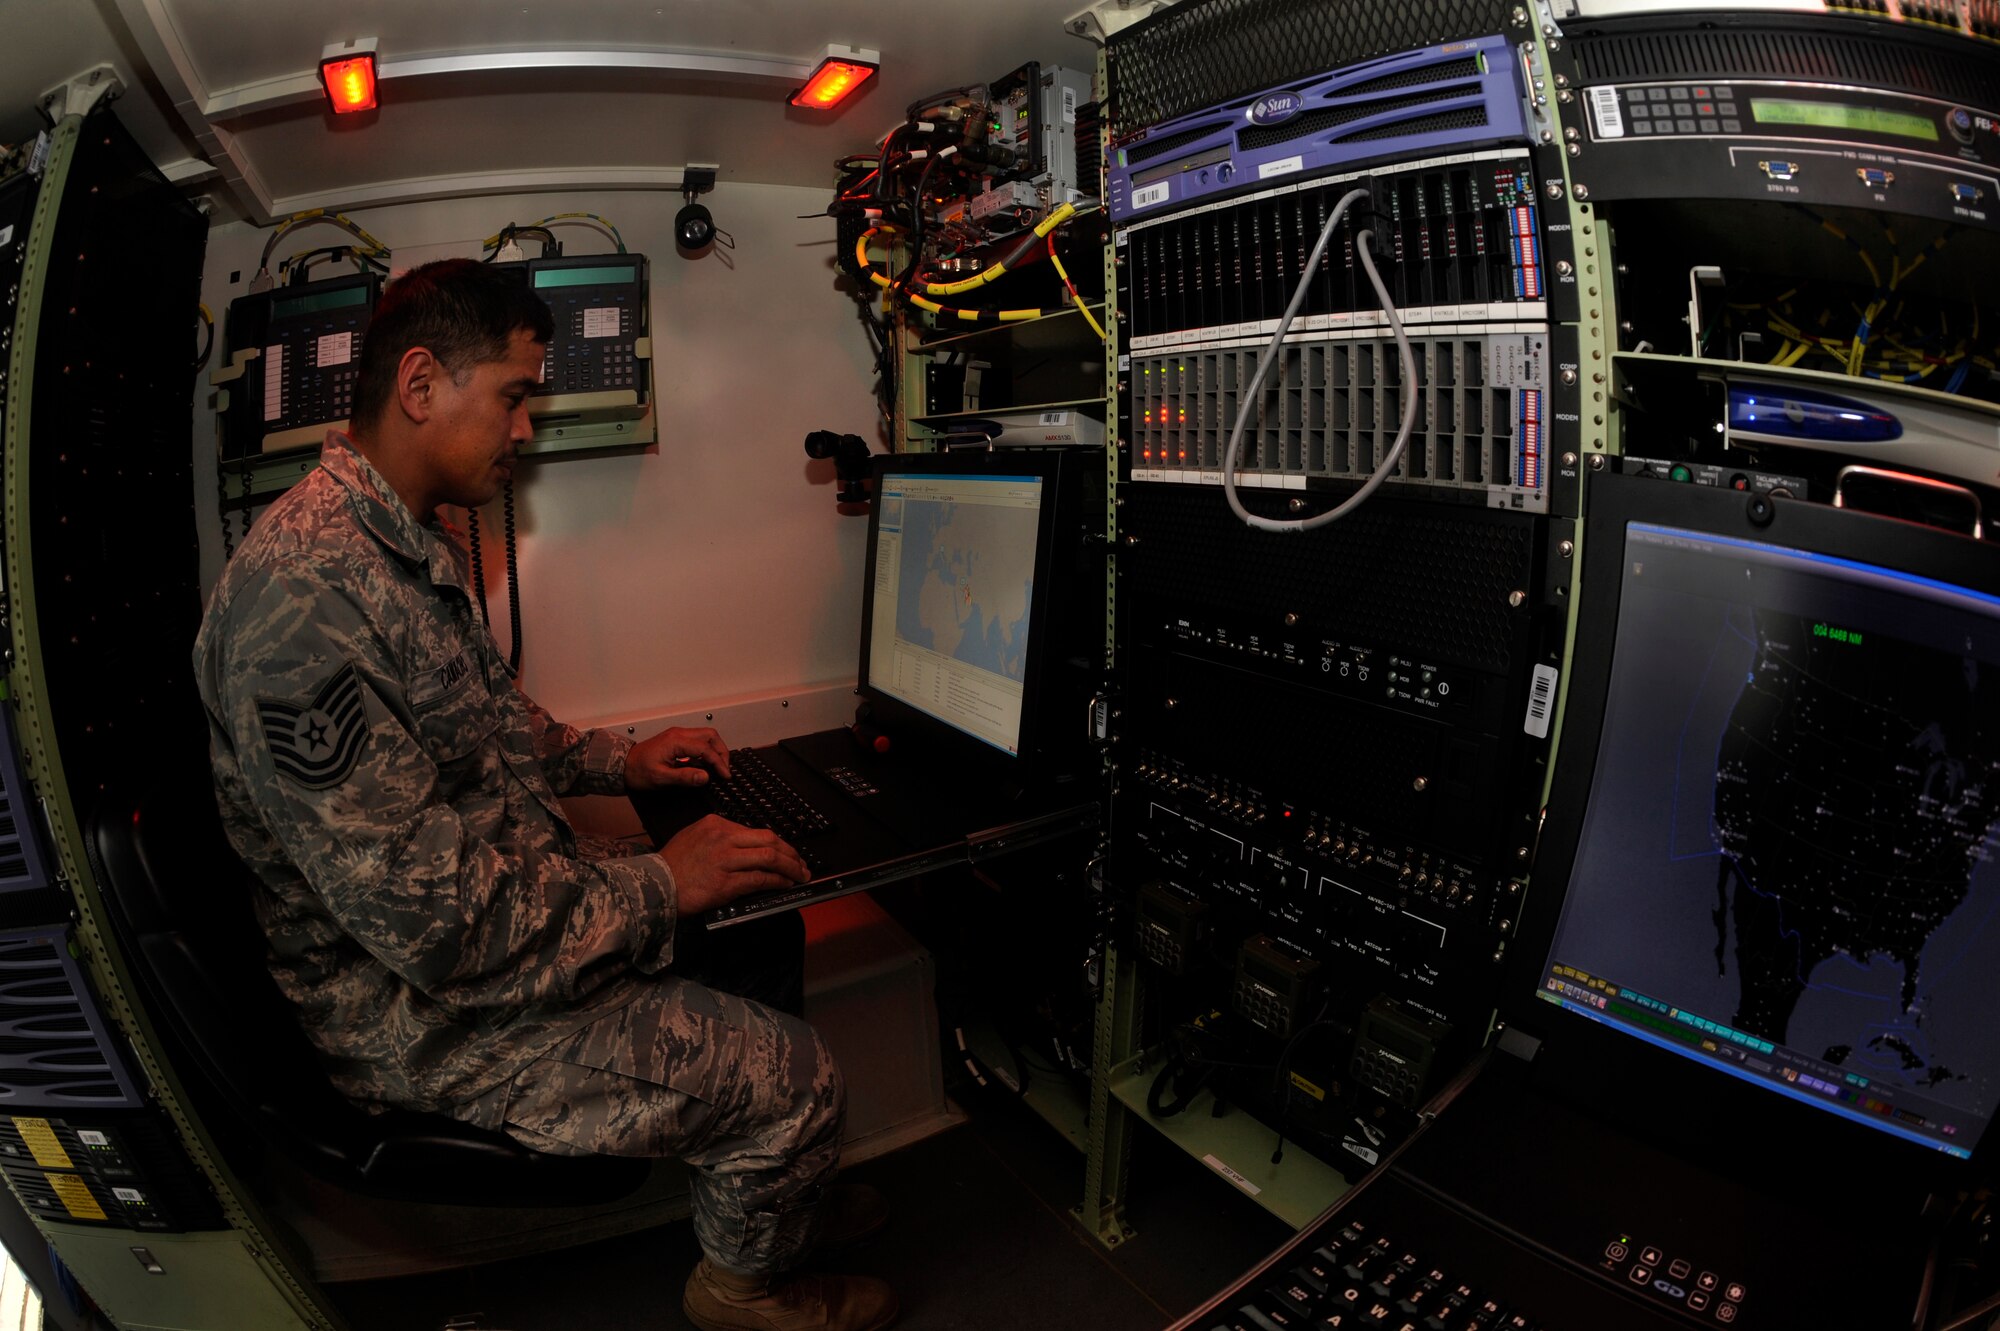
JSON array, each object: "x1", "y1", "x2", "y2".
[{"x1": 469, "y1": 916, "x2": 841, "y2": 1277}]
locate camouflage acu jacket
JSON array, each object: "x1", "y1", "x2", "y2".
[{"x1": 193, "y1": 433, "x2": 680, "y2": 1114}]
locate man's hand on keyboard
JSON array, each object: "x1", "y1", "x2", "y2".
[
  {"x1": 625, "y1": 725, "x2": 733, "y2": 790},
  {"x1": 659, "y1": 813, "x2": 812, "y2": 916}
]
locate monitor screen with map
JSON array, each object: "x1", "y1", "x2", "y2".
[
  {"x1": 1532, "y1": 480, "x2": 2000, "y2": 1162},
  {"x1": 865, "y1": 466, "x2": 1045, "y2": 754},
  {"x1": 856, "y1": 450, "x2": 1097, "y2": 777}
]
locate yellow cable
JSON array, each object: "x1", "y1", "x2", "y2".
[
  {"x1": 1047, "y1": 242, "x2": 1107, "y2": 342},
  {"x1": 259, "y1": 210, "x2": 391, "y2": 275},
  {"x1": 534, "y1": 211, "x2": 629, "y2": 253},
  {"x1": 860, "y1": 231, "x2": 897, "y2": 292},
  {"x1": 856, "y1": 228, "x2": 1054, "y2": 322},
  {"x1": 919, "y1": 203, "x2": 1083, "y2": 296},
  {"x1": 905, "y1": 292, "x2": 1043, "y2": 322}
]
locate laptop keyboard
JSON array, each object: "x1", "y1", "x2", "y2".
[
  {"x1": 1210, "y1": 1217, "x2": 1556, "y2": 1331},
  {"x1": 707, "y1": 748, "x2": 835, "y2": 844}
]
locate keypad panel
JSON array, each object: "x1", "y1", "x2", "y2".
[{"x1": 1600, "y1": 1234, "x2": 1747, "y2": 1323}]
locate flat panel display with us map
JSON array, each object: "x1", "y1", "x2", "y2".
[
  {"x1": 866, "y1": 472, "x2": 1045, "y2": 754},
  {"x1": 1538, "y1": 522, "x2": 2000, "y2": 1159}
]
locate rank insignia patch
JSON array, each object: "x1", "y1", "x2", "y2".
[{"x1": 257, "y1": 663, "x2": 369, "y2": 789}]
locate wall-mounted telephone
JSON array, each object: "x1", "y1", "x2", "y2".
[
  {"x1": 524, "y1": 253, "x2": 650, "y2": 422},
  {"x1": 214, "y1": 273, "x2": 380, "y2": 461}
]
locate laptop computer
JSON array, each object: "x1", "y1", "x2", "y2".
[
  {"x1": 634, "y1": 447, "x2": 1106, "y2": 928},
  {"x1": 1175, "y1": 471, "x2": 2000, "y2": 1330}
]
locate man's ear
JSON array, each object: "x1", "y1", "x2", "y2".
[{"x1": 395, "y1": 347, "x2": 440, "y2": 424}]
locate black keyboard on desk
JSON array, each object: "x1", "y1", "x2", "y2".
[
  {"x1": 706, "y1": 748, "x2": 835, "y2": 844},
  {"x1": 1213, "y1": 1217, "x2": 1554, "y2": 1331}
]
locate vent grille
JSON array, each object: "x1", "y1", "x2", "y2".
[
  {"x1": 1342, "y1": 55, "x2": 1485, "y2": 97},
  {"x1": 1238, "y1": 86, "x2": 1480, "y2": 152},
  {"x1": 1109, "y1": 0, "x2": 1516, "y2": 135},
  {"x1": 1129, "y1": 121, "x2": 1231, "y2": 166},
  {"x1": 0, "y1": 932, "x2": 142, "y2": 1110},
  {"x1": 0, "y1": 706, "x2": 51, "y2": 895},
  {"x1": 1569, "y1": 21, "x2": 2000, "y2": 107},
  {"x1": 1120, "y1": 486, "x2": 1535, "y2": 675},
  {"x1": 1076, "y1": 101, "x2": 1105, "y2": 196},
  {"x1": 1343, "y1": 106, "x2": 1489, "y2": 142}
]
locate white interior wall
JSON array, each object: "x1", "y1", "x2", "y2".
[{"x1": 194, "y1": 182, "x2": 884, "y2": 752}]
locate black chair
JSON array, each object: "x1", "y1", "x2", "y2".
[{"x1": 86, "y1": 772, "x2": 649, "y2": 1207}]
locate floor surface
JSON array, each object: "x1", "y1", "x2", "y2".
[{"x1": 326, "y1": 1086, "x2": 1293, "y2": 1331}]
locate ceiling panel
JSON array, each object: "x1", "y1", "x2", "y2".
[
  {"x1": 222, "y1": 70, "x2": 877, "y2": 205},
  {"x1": 8, "y1": 0, "x2": 202, "y2": 177},
  {"x1": 167, "y1": 0, "x2": 861, "y2": 92},
  {"x1": 119, "y1": 0, "x2": 1111, "y2": 218}
]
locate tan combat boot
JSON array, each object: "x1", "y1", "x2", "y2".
[{"x1": 682, "y1": 1258, "x2": 898, "y2": 1331}]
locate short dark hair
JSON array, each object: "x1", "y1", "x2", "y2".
[{"x1": 351, "y1": 258, "x2": 555, "y2": 431}]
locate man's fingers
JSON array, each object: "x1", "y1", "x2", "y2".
[
  {"x1": 722, "y1": 841, "x2": 811, "y2": 884},
  {"x1": 674, "y1": 728, "x2": 731, "y2": 776}
]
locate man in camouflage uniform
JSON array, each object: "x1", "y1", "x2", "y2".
[{"x1": 194, "y1": 259, "x2": 896, "y2": 1331}]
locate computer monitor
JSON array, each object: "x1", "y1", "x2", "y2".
[
  {"x1": 1518, "y1": 473, "x2": 2000, "y2": 1172},
  {"x1": 858, "y1": 449, "x2": 1102, "y2": 785}
]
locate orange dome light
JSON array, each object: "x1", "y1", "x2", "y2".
[
  {"x1": 789, "y1": 47, "x2": 878, "y2": 109},
  {"x1": 319, "y1": 47, "x2": 378, "y2": 114}
]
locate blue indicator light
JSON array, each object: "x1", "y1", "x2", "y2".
[{"x1": 1727, "y1": 382, "x2": 1902, "y2": 444}]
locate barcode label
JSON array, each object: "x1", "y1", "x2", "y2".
[
  {"x1": 1524, "y1": 664, "x2": 1559, "y2": 738},
  {"x1": 1040, "y1": 411, "x2": 1072, "y2": 426},
  {"x1": 1063, "y1": 87, "x2": 1078, "y2": 125},
  {"x1": 1587, "y1": 86, "x2": 1624, "y2": 139}
]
